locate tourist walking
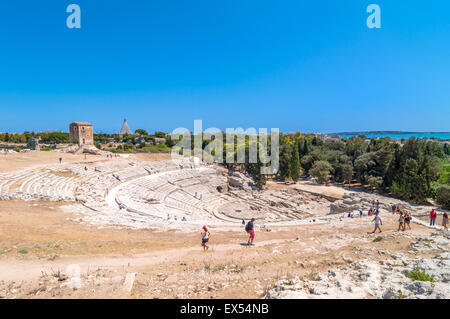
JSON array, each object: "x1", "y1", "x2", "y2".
[
  {"x1": 442, "y1": 213, "x2": 448, "y2": 230},
  {"x1": 201, "y1": 226, "x2": 210, "y2": 251},
  {"x1": 398, "y1": 211, "x2": 405, "y2": 231},
  {"x1": 245, "y1": 218, "x2": 255, "y2": 246},
  {"x1": 430, "y1": 209, "x2": 437, "y2": 226},
  {"x1": 404, "y1": 211, "x2": 412, "y2": 230},
  {"x1": 371, "y1": 212, "x2": 382, "y2": 233}
]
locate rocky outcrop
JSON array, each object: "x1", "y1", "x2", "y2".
[
  {"x1": 265, "y1": 232, "x2": 450, "y2": 299},
  {"x1": 329, "y1": 192, "x2": 412, "y2": 215}
]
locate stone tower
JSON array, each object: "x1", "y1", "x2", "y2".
[
  {"x1": 119, "y1": 119, "x2": 132, "y2": 135},
  {"x1": 69, "y1": 122, "x2": 94, "y2": 146}
]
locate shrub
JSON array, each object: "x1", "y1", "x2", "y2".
[
  {"x1": 373, "y1": 236, "x2": 383, "y2": 242},
  {"x1": 437, "y1": 162, "x2": 450, "y2": 185},
  {"x1": 408, "y1": 268, "x2": 435, "y2": 282},
  {"x1": 368, "y1": 176, "x2": 383, "y2": 190},
  {"x1": 435, "y1": 185, "x2": 450, "y2": 209},
  {"x1": 392, "y1": 181, "x2": 403, "y2": 197},
  {"x1": 13, "y1": 147, "x2": 21, "y2": 152},
  {"x1": 40, "y1": 148, "x2": 52, "y2": 152}
]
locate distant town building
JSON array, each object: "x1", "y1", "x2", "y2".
[
  {"x1": 119, "y1": 119, "x2": 132, "y2": 135},
  {"x1": 310, "y1": 133, "x2": 326, "y2": 141},
  {"x1": 325, "y1": 135, "x2": 341, "y2": 142},
  {"x1": 69, "y1": 122, "x2": 94, "y2": 146},
  {"x1": 154, "y1": 137, "x2": 167, "y2": 144}
]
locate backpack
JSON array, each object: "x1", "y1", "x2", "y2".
[{"x1": 245, "y1": 223, "x2": 250, "y2": 232}]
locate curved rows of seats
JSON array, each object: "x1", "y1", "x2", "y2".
[
  {"x1": 0, "y1": 157, "x2": 236, "y2": 224},
  {"x1": 0, "y1": 166, "x2": 78, "y2": 201},
  {"x1": 113, "y1": 167, "x2": 233, "y2": 222},
  {"x1": 75, "y1": 157, "x2": 201, "y2": 212}
]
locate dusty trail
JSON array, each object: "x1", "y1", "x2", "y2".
[{"x1": 0, "y1": 238, "x2": 287, "y2": 282}]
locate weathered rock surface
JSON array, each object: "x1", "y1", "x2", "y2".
[{"x1": 266, "y1": 232, "x2": 450, "y2": 299}]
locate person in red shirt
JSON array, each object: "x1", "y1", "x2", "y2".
[{"x1": 430, "y1": 209, "x2": 437, "y2": 226}]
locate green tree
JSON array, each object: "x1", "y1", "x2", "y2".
[
  {"x1": 135, "y1": 129, "x2": 148, "y2": 135},
  {"x1": 367, "y1": 175, "x2": 383, "y2": 191},
  {"x1": 310, "y1": 160, "x2": 332, "y2": 184},
  {"x1": 345, "y1": 137, "x2": 367, "y2": 164},
  {"x1": 155, "y1": 131, "x2": 166, "y2": 138},
  {"x1": 354, "y1": 152, "x2": 377, "y2": 184},
  {"x1": 290, "y1": 142, "x2": 301, "y2": 182},
  {"x1": 400, "y1": 158, "x2": 428, "y2": 201},
  {"x1": 279, "y1": 145, "x2": 292, "y2": 181},
  {"x1": 435, "y1": 185, "x2": 450, "y2": 209},
  {"x1": 341, "y1": 163, "x2": 354, "y2": 184}
]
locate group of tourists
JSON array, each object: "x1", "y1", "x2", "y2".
[
  {"x1": 397, "y1": 210, "x2": 412, "y2": 231},
  {"x1": 198, "y1": 206, "x2": 449, "y2": 251},
  {"x1": 167, "y1": 214, "x2": 187, "y2": 222},
  {"x1": 430, "y1": 209, "x2": 448, "y2": 229},
  {"x1": 373, "y1": 203, "x2": 414, "y2": 232},
  {"x1": 371, "y1": 205, "x2": 448, "y2": 233},
  {"x1": 200, "y1": 218, "x2": 256, "y2": 251}
]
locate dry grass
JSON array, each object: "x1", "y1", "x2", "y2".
[{"x1": 0, "y1": 200, "x2": 194, "y2": 258}]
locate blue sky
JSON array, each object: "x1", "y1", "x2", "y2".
[{"x1": 0, "y1": 1, "x2": 449, "y2": 134}]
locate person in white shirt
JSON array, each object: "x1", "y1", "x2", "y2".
[{"x1": 371, "y1": 212, "x2": 382, "y2": 233}]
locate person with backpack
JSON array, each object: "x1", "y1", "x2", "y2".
[
  {"x1": 404, "y1": 211, "x2": 412, "y2": 230},
  {"x1": 245, "y1": 218, "x2": 255, "y2": 246},
  {"x1": 430, "y1": 209, "x2": 437, "y2": 226}
]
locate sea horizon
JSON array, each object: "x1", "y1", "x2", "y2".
[{"x1": 337, "y1": 132, "x2": 450, "y2": 140}]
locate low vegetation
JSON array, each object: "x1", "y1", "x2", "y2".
[{"x1": 408, "y1": 268, "x2": 435, "y2": 282}]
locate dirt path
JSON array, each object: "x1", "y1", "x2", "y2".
[{"x1": 0, "y1": 238, "x2": 287, "y2": 282}]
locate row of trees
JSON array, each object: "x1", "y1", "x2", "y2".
[
  {"x1": 277, "y1": 134, "x2": 450, "y2": 207},
  {"x1": 169, "y1": 131, "x2": 449, "y2": 208},
  {"x1": 0, "y1": 132, "x2": 71, "y2": 144},
  {"x1": 0, "y1": 130, "x2": 173, "y2": 150}
]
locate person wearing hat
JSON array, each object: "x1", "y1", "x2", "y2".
[{"x1": 201, "y1": 226, "x2": 210, "y2": 251}]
